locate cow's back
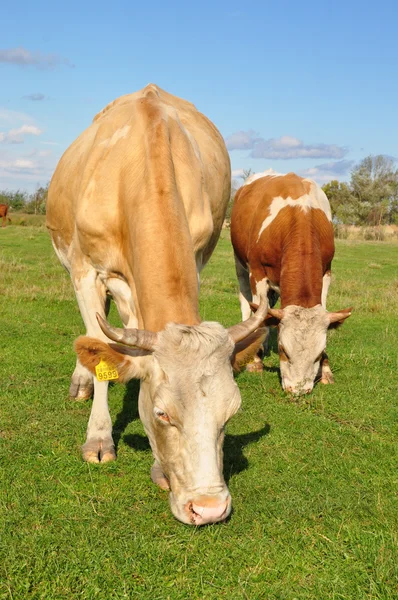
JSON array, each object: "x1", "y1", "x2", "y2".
[
  {"x1": 47, "y1": 84, "x2": 230, "y2": 266},
  {"x1": 231, "y1": 173, "x2": 334, "y2": 287}
]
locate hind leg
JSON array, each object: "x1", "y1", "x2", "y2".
[{"x1": 234, "y1": 254, "x2": 252, "y2": 321}]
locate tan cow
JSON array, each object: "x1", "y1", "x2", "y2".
[
  {"x1": 231, "y1": 170, "x2": 352, "y2": 395},
  {"x1": 47, "y1": 84, "x2": 267, "y2": 525},
  {"x1": 0, "y1": 204, "x2": 10, "y2": 227}
]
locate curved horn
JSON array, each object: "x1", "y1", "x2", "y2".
[
  {"x1": 228, "y1": 295, "x2": 269, "y2": 343},
  {"x1": 96, "y1": 313, "x2": 158, "y2": 351}
]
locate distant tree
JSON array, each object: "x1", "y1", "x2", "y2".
[
  {"x1": 322, "y1": 180, "x2": 356, "y2": 224},
  {"x1": 323, "y1": 155, "x2": 398, "y2": 225},
  {"x1": 24, "y1": 184, "x2": 49, "y2": 215},
  {"x1": 0, "y1": 190, "x2": 28, "y2": 211},
  {"x1": 241, "y1": 168, "x2": 253, "y2": 181},
  {"x1": 350, "y1": 155, "x2": 398, "y2": 225},
  {"x1": 225, "y1": 178, "x2": 241, "y2": 222}
]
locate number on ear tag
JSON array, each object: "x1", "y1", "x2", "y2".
[{"x1": 95, "y1": 358, "x2": 119, "y2": 381}]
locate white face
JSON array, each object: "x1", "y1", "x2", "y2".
[
  {"x1": 277, "y1": 305, "x2": 329, "y2": 395},
  {"x1": 138, "y1": 322, "x2": 242, "y2": 525}
]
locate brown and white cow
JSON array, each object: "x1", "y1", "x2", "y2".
[
  {"x1": 231, "y1": 170, "x2": 351, "y2": 395},
  {"x1": 47, "y1": 84, "x2": 267, "y2": 525},
  {"x1": 0, "y1": 204, "x2": 10, "y2": 227}
]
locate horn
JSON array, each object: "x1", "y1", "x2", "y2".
[
  {"x1": 96, "y1": 313, "x2": 158, "y2": 351},
  {"x1": 228, "y1": 295, "x2": 269, "y2": 343}
]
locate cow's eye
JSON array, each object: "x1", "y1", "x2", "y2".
[{"x1": 154, "y1": 407, "x2": 170, "y2": 423}]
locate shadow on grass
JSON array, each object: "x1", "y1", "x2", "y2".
[
  {"x1": 223, "y1": 424, "x2": 270, "y2": 483},
  {"x1": 112, "y1": 379, "x2": 141, "y2": 451}
]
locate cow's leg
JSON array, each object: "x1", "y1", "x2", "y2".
[
  {"x1": 320, "y1": 269, "x2": 334, "y2": 384},
  {"x1": 1, "y1": 215, "x2": 5, "y2": 227},
  {"x1": 71, "y1": 267, "x2": 116, "y2": 462},
  {"x1": 69, "y1": 292, "x2": 110, "y2": 401},
  {"x1": 234, "y1": 254, "x2": 252, "y2": 321},
  {"x1": 248, "y1": 277, "x2": 272, "y2": 370},
  {"x1": 321, "y1": 269, "x2": 332, "y2": 309},
  {"x1": 320, "y1": 352, "x2": 334, "y2": 384}
]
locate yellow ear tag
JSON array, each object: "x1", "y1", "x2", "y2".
[{"x1": 95, "y1": 358, "x2": 119, "y2": 381}]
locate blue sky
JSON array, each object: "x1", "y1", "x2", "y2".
[{"x1": 1, "y1": 0, "x2": 397, "y2": 192}]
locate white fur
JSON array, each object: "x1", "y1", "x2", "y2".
[
  {"x1": 243, "y1": 169, "x2": 284, "y2": 186},
  {"x1": 99, "y1": 125, "x2": 131, "y2": 148},
  {"x1": 257, "y1": 185, "x2": 332, "y2": 242}
]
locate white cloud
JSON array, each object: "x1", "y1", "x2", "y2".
[
  {"x1": 0, "y1": 108, "x2": 35, "y2": 125},
  {"x1": 299, "y1": 160, "x2": 355, "y2": 184},
  {"x1": 0, "y1": 47, "x2": 73, "y2": 69},
  {"x1": 231, "y1": 168, "x2": 245, "y2": 179},
  {"x1": 225, "y1": 130, "x2": 347, "y2": 160},
  {"x1": 0, "y1": 124, "x2": 43, "y2": 144},
  {"x1": 0, "y1": 147, "x2": 57, "y2": 184}
]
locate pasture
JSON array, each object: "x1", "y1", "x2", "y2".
[{"x1": 1, "y1": 226, "x2": 397, "y2": 599}]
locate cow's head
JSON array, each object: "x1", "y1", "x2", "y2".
[
  {"x1": 264, "y1": 304, "x2": 352, "y2": 395},
  {"x1": 74, "y1": 299, "x2": 267, "y2": 525}
]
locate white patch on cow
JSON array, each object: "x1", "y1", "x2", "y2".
[
  {"x1": 99, "y1": 125, "x2": 131, "y2": 148},
  {"x1": 244, "y1": 169, "x2": 283, "y2": 186},
  {"x1": 256, "y1": 186, "x2": 332, "y2": 242},
  {"x1": 321, "y1": 272, "x2": 332, "y2": 309},
  {"x1": 252, "y1": 277, "x2": 269, "y2": 308}
]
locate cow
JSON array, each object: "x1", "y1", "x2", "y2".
[
  {"x1": 0, "y1": 204, "x2": 10, "y2": 227},
  {"x1": 230, "y1": 170, "x2": 352, "y2": 395},
  {"x1": 46, "y1": 84, "x2": 268, "y2": 525}
]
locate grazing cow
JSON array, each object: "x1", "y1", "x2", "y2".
[
  {"x1": 0, "y1": 204, "x2": 10, "y2": 227},
  {"x1": 231, "y1": 170, "x2": 351, "y2": 395},
  {"x1": 47, "y1": 84, "x2": 267, "y2": 525}
]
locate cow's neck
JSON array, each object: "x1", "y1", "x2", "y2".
[{"x1": 279, "y1": 239, "x2": 323, "y2": 309}]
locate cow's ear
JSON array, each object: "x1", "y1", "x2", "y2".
[
  {"x1": 328, "y1": 307, "x2": 352, "y2": 330},
  {"x1": 231, "y1": 328, "x2": 267, "y2": 372},
  {"x1": 74, "y1": 336, "x2": 152, "y2": 382}
]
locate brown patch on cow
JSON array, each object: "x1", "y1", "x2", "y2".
[
  {"x1": 247, "y1": 172, "x2": 311, "y2": 200},
  {"x1": 231, "y1": 174, "x2": 334, "y2": 309}
]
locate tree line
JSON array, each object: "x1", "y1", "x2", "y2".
[
  {"x1": 0, "y1": 185, "x2": 48, "y2": 215},
  {"x1": 2, "y1": 155, "x2": 397, "y2": 226},
  {"x1": 228, "y1": 155, "x2": 398, "y2": 226}
]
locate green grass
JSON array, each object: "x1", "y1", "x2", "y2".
[
  {"x1": 1, "y1": 228, "x2": 397, "y2": 599},
  {"x1": 5, "y1": 213, "x2": 47, "y2": 228}
]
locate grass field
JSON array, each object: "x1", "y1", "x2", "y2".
[{"x1": 1, "y1": 227, "x2": 397, "y2": 599}]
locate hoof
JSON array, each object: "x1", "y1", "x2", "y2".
[
  {"x1": 320, "y1": 374, "x2": 334, "y2": 385},
  {"x1": 82, "y1": 439, "x2": 116, "y2": 463},
  {"x1": 151, "y1": 462, "x2": 170, "y2": 490},
  {"x1": 246, "y1": 360, "x2": 264, "y2": 373},
  {"x1": 69, "y1": 382, "x2": 94, "y2": 401}
]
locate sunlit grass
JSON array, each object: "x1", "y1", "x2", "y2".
[{"x1": 0, "y1": 228, "x2": 397, "y2": 599}]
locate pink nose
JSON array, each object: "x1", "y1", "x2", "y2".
[{"x1": 185, "y1": 497, "x2": 230, "y2": 525}]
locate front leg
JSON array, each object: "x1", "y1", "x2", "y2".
[
  {"x1": 72, "y1": 266, "x2": 116, "y2": 463},
  {"x1": 319, "y1": 352, "x2": 334, "y2": 385},
  {"x1": 320, "y1": 269, "x2": 334, "y2": 384}
]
